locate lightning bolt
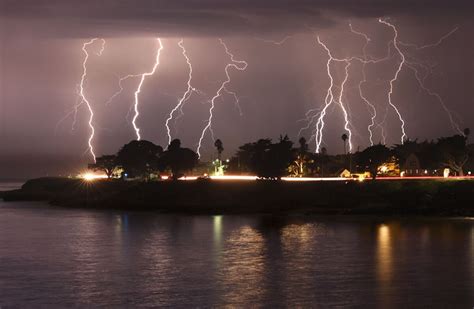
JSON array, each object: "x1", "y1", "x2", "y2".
[
  {"x1": 131, "y1": 38, "x2": 164, "y2": 141},
  {"x1": 78, "y1": 38, "x2": 105, "y2": 163},
  {"x1": 196, "y1": 39, "x2": 248, "y2": 158},
  {"x1": 165, "y1": 39, "x2": 201, "y2": 146},
  {"x1": 302, "y1": 19, "x2": 458, "y2": 149},
  {"x1": 399, "y1": 26, "x2": 458, "y2": 50},
  {"x1": 311, "y1": 37, "x2": 355, "y2": 153},
  {"x1": 350, "y1": 23, "x2": 378, "y2": 146},
  {"x1": 379, "y1": 18, "x2": 408, "y2": 144},
  {"x1": 405, "y1": 60, "x2": 463, "y2": 135},
  {"x1": 301, "y1": 25, "x2": 393, "y2": 153},
  {"x1": 105, "y1": 74, "x2": 140, "y2": 106},
  {"x1": 255, "y1": 35, "x2": 293, "y2": 46},
  {"x1": 397, "y1": 25, "x2": 463, "y2": 135}
]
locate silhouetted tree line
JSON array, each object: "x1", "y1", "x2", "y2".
[
  {"x1": 89, "y1": 139, "x2": 198, "y2": 180},
  {"x1": 90, "y1": 130, "x2": 472, "y2": 180},
  {"x1": 227, "y1": 131, "x2": 472, "y2": 179}
]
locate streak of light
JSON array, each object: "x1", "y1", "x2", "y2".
[
  {"x1": 132, "y1": 38, "x2": 164, "y2": 141},
  {"x1": 379, "y1": 18, "x2": 408, "y2": 144},
  {"x1": 165, "y1": 39, "x2": 202, "y2": 146},
  {"x1": 399, "y1": 26, "x2": 459, "y2": 50},
  {"x1": 78, "y1": 38, "x2": 105, "y2": 162},
  {"x1": 196, "y1": 39, "x2": 248, "y2": 158}
]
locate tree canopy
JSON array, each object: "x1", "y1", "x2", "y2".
[
  {"x1": 356, "y1": 144, "x2": 392, "y2": 179},
  {"x1": 116, "y1": 140, "x2": 163, "y2": 178},
  {"x1": 160, "y1": 139, "x2": 199, "y2": 179},
  {"x1": 88, "y1": 155, "x2": 119, "y2": 178},
  {"x1": 235, "y1": 135, "x2": 294, "y2": 179}
]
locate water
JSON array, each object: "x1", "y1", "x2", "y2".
[
  {"x1": 0, "y1": 181, "x2": 24, "y2": 191},
  {"x1": 0, "y1": 201, "x2": 472, "y2": 307}
]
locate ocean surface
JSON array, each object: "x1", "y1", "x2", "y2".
[
  {"x1": 0, "y1": 190, "x2": 473, "y2": 307},
  {"x1": 0, "y1": 181, "x2": 24, "y2": 191}
]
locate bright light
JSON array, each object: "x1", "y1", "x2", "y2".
[
  {"x1": 443, "y1": 168, "x2": 450, "y2": 178},
  {"x1": 80, "y1": 172, "x2": 107, "y2": 181}
]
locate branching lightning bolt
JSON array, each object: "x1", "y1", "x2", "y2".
[
  {"x1": 379, "y1": 18, "x2": 408, "y2": 144},
  {"x1": 78, "y1": 38, "x2": 105, "y2": 163},
  {"x1": 397, "y1": 25, "x2": 463, "y2": 135},
  {"x1": 131, "y1": 38, "x2": 164, "y2": 141},
  {"x1": 405, "y1": 61, "x2": 463, "y2": 135},
  {"x1": 399, "y1": 26, "x2": 459, "y2": 50},
  {"x1": 165, "y1": 39, "x2": 201, "y2": 146},
  {"x1": 196, "y1": 39, "x2": 248, "y2": 158},
  {"x1": 105, "y1": 74, "x2": 139, "y2": 106},
  {"x1": 311, "y1": 37, "x2": 355, "y2": 153},
  {"x1": 301, "y1": 27, "x2": 393, "y2": 152},
  {"x1": 350, "y1": 23, "x2": 378, "y2": 146}
]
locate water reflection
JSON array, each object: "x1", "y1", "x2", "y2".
[
  {"x1": 218, "y1": 226, "x2": 266, "y2": 306},
  {"x1": 213, "y1": 215, "x2": 223, "y2": 248},
  {"x1": 280, "y1": 223, "x2": 321, "y2": 305},
  {"x1": 471, "y1": 225, "x2": 474, "y2": 281},
  {"x1": 376, "y1": 223, "x2": 393, "y2": 307},
  {"x1": 377, "y1": 224, "x2": 392, "y2": 281},
  {"x1": 0, "y1": 202, "x2": 473, "y2": 307},
  {"x1": 137, "y1": 227, "x2": 176, "y2": 307}
]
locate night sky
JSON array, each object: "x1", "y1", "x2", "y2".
[{"x1": 0, "y1": 0, "x2": 473, "y2": 178}]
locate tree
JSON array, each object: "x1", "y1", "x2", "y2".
[
  {"x1": 464, "y1": 128, "x2": 470, "y2": 137},
  {"x1": 356, "y1": 144, "x2": 392, "y2": 179},
  {"x1": 392, "y1": 139, "x2": 421, "y2": 166},
  {"x1": 299, "y1": 137, "x2": 308, "y2": 153},
  {"x1": 236, "y1": 136, "x2": 293, "y2": 179},
  {"x1": 309, "y1": 147, "x2": 329, "y2": 177},
  {"x1": 464, "y1": 128, "x2": 470, "y2": 143},
  {"x1": 214, "y1": 139, "x2": 224, "y2": 160},
  {"x1": 341, "y1": 133, "x2": 348, "y2": 155},
  {"x1": 88, "y1": 155, "x2": 119, "y2": 178},
  {"x1": 116, "y1": 140, "x2": 163, "y2": 179},
  {"x1": 160, "y1": 139, "x2": 199, "y2": 179},
  {"x1": 290, "y1": 137, "x2": 310, "y2": 176},
  {"x1": 435, "y1": 135, "x2": 469, "y2": 176}
]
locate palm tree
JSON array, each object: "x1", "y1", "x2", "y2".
[
  {"x1": 299, "y1": 137, "x2": 308, "y2": 153},
  {"x1": 464, "y1": 128, "x2": 470, "y2": 140},
  {"x1": 341, "y1": 133, "x2": 348, "y2": 155},
  {"x1": 214, "y1": 139, "x2": 224, "y2": 160}
]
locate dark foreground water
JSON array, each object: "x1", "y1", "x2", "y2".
[{"x1": 0, "y1": 201, "x2": 472, "y2": 307}]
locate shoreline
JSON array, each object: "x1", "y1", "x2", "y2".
[{"x1": 1, "y1": 177, "x2": 474, "y2": 216}]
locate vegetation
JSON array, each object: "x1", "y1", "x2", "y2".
[
  {"x1": 356, "y1": 144, "x2": 392, "y2": 179},
  {"x1": 159, "y1": 139, "x2": 199, "y2": 180},
  {"x1": 232, "y1": 135, "x2": 293, "y2": 179},
  {"x1": 116, "y1": 140, "x2": 163, "y2": 179},
  {"x1": 87, "y1": 129, "x2": 472, "y2": 180},
  {"x1": 91, "y1": 139, "x2": 198, "y2": 180},
  {"x1": 3, "y1": 130, "x2": 474, "y2": 215},
  {"x1": 88, "y1": 155, "x2": 119, "y2": 178}
]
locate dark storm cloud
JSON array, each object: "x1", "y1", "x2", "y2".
[{"x1": 2, "y1": 0, "x2": 473, "y2": 37}]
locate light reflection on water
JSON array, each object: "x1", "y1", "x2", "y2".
[
  {"x1": 376, "y1": 224, "x2": 393, "y2": 307},
  {"x1": 0, "y1": 201, "x2": 472, "y2": 307}
]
